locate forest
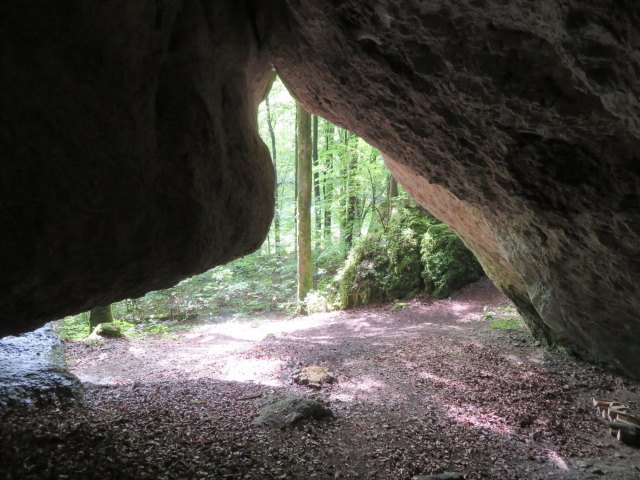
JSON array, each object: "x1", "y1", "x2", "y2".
[{"x1": 59, "y1": 77, "x2": 482, "y2": 340}]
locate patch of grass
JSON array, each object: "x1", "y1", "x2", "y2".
[
  {"x1": 490, "y1": 317, "x2": 524, "y2": 331},
  {"x1": 391, "y1": 302, "x2": 409, "y2": 312},
  {"x1": 483, "y1": 305, "x2": 526, "y2": 331}
]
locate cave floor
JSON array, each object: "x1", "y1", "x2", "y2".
[{"x1": 2, "y1": 278, "x2": 640, "y2": 479}]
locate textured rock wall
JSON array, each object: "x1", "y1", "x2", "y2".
[
  {"x1": 267, "y1": 1, "x2": 640, "y2": 377},
  {"x1": 0, "y1": 1, "x2": 274, "y2": 335}
]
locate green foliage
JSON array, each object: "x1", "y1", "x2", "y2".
[
  {"x1": 118, "y1": 251, "x2": 298, "y2": 322},
  {"x1": 57, "y1": 312, "x2": 91, "y2": 341},
  {"x1": 391, "y1": 302, "x2": 409, "y2": 311},
  {"x1": 58, "y1": 250, "x2": 299, "y2": 342},
  {"x1": 55, "y1": 76, "x2": 485, "y2": 336},
  {"x1": 421, "y1": 223, "x2": 483, "y2": 299},
  {"x1": 483, "y1": 306, "x2": 526, "y2": 331},
  {"x1": 337, "y1": 206, "x2": 426, "y2": 308}
]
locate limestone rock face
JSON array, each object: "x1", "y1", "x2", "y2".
[
  {"x1": 0, "y1": 1, "x2": 274, "y2": 335},
  {"x1": 267, "y1": 1, "x2": 640, "y2": 377}
]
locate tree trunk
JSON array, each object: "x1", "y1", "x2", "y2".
[
  {"x1": 312, "y1": 115, "x2": 321, "y2": 249},
  {"x1": 89, "y1": 304, "x2": 114, "y2": 330},
  {"x1": 296, "y1": 103, "x2": 313, "y2": 311},
  {"x1": 344, "y1": 131, "x2": 359, "y2": 249},
  {"x1": 323, "y1": 122, "x2": 334, "y2": 244},
  {"x1": 265, "y1": 96, "x2": 280, "y2": 252}
]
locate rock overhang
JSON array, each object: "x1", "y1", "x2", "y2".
[{"x1": 0, "y1": 0, "x2": 639, "y2": 379}]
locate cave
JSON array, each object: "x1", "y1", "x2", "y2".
[{"x1": 1, "y1": 0, "x2": 639, "y2": 385}]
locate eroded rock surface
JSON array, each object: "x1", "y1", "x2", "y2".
[
  {"x1": 0, "y1": 1, "x2": 274, "y2": 335},
  {"x1": 0, "y1": 325, "x2": 81, "y2": 409},
  {"x1": 2, "y1": 1, "x2": 640, "y2": 380},
  {"x1": 267, "y1": 1, "x2": 640, "y2": 377}
]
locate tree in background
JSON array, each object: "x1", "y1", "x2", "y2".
[
  {"x1": 89, "y1": 304, "x2": 114, "y2": 330},
  {"x1": 264, "y1": 95, "x2": 281, "y2": 253},
  {"x1": 296, "y1": 102, "x2": 313, "y2": 311}
]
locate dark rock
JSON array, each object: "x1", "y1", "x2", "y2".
[
  {"x1": 416, "y1": 473, "x2": 465, "y2": 480},
  {"x1": 0, "y1": 325, "x2": 82, "y2": 409},
  {"x1": 0, "y1": 0, "x2": 274, "y2": 335},
  {"x1": 266, "y1": 1, "x2": 640, "y2": 378},
  {"x1": 254, "y1": 396, "x2": 333, "y2": 427}
]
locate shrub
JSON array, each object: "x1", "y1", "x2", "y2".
[{"x1": 420, "y1": 223, "x2": 483, "y2": 298}]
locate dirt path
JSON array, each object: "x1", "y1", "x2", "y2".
[{"x1": 2, "y1": 278, "x2": 640, "y2": 479}]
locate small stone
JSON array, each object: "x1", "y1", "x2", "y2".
[{"x1": 293, "y1": 365, "x2": 335, "y2": 389}]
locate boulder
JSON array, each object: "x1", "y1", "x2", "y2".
[
  {"x1": 254, "y1": 396, "x2": 333, "y2": 427},
  {"x1": 266, "y1": 1, "x2": 640, "y2": 378},
  {"x1": 0, "y1": 325, "x2": 82, "y2": 409}
]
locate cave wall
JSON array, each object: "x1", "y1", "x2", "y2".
[
  {"x1": 266, "y1": 0, "x2": 640, "y2": 378},
  {"x1": 0, "y1": 0, "x2": 274, "y2": 335},
  {"x1": 2, "y1": 0, "x2": 639, "y2": 379}
]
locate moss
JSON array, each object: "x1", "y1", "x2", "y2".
[
  {"x1": 337, "y1": 221, "x2": 424, "y2": 308},
  {"x1": 92, "y1": 322, "x2": 124, "y2": 338},
  {"x1": 421, "y1": 223, "x2": 483, "y2": 299}
]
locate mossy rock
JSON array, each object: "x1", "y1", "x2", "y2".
[
  {"x1": 336, "y1": 207, "x2": 443, "y2": 309},
  {"x1": 92, "y1": 322, "x2": 124, "y2": 338},
  {"x1": 421, "y1": 223, "x2": 483, "y2": 299},
  {"x1": 337, "y1": 230, "x2": 422, "y2": 308}
]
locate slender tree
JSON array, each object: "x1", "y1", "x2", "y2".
[
  {"x1": 322, "y1": 121, "x2": 334, "y2": 244},
  {"x1": 296, "y1": 103, "x2": 313, "y2": 311},
  {"x1": 344, "y1": 132, "x2": 359, "y2": 249},
  {"x1": 265, "y1": 95, "x2": 280, "y2": 252},
  {"x1": 312, "y1": 115, "x2": 322, "y2": 249}
]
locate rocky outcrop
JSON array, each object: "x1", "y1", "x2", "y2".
[
  {"x1": 266, "y1": 1, "x2": 640, "y2": 377},
  {"x1": 0, "y1": 325, "x2": 81, "y2": 409},
  {"x1": 0, "y1": 1, "x2": 274, "y2": 335},
  {"x1": 2, "y1": 1, "x2": 640, "y2": 379}
]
